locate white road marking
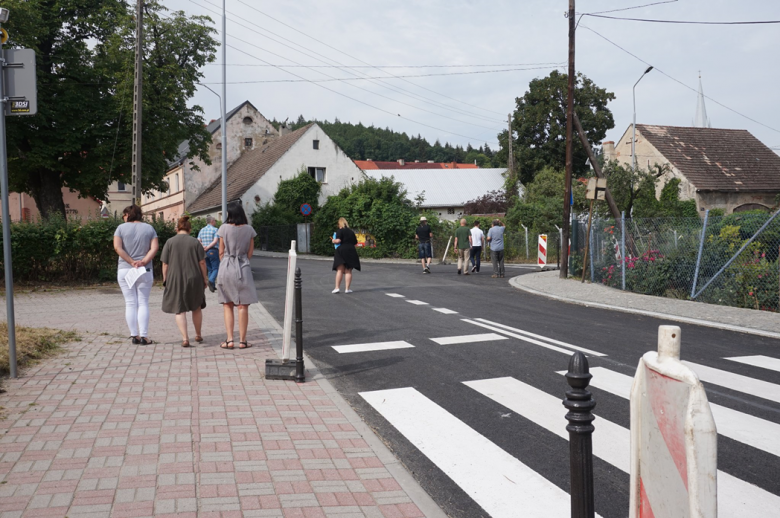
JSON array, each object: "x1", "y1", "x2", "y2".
[
  {"x1": 725, "y1": 355, "x2": 780, "y2": 374},
  {"x1": 406, "y1": 300, "x2": 429, "y2": 305},
  {"x1": 332, "y1": 341, "x2": 415, "y2": 354},
  {"x1": 683, "y1": 361, "x2": 780, "y2": 403},
  {"x1": 582, "y1": 367, "x2": 780, "y2": 458},
  {"x1": 469, "y1": 376, "x2": 780, "y2": 517},
  {"x1": 432, "y1": 308, "x2": 458, "y2": 315},
  {"x1": 430, "y1": 333, "x2": 507, "y2": 345},
  {"x1": 474, "y1": 318, "x2": 606, "y2": 357},
  {"x1": 359, "y1": 387, "x2": 579, "y2": 518},
  {"x1": 385, "y1": 293, "x2": 405, "y2": 298},
  {"x1": 462, "y1": 319, "x2": 592, "y2": 356}
]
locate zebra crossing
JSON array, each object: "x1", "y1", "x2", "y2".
[{"x1": 327, "y1": 292, "x2": 780, "y2": 517}]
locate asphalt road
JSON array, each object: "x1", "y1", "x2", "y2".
[{"x1": 251, "y1": 256, "x2": 780, "y2": 518}]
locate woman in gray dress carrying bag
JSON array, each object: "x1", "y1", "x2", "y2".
[{"x1": 217, "y1": 202, "x2": 258, "y2": 350}]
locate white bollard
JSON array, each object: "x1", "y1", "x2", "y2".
[
  {"x1": 538, "y1": 234, "x2": 548, "y2": 268},
  {"x1": 629, "y1": 326, "x2": 717, "y2": 518},
  {"x1": 281, "y1": 240, "x2": 297, "y2": 361}
]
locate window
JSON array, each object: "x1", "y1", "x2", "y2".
[
  {"x1": 245, "y1": 138, "x2": 253, "y2": 148},
  {"x1": 175, "y1": 174, "x2": 180, "y2": 192},
  {"x1": 216, "y1": 143, "x2": 222, "y2": 150},
  {"x1": 447, "y1": 208, "x2": 455, "y2": 214},
  {"x1": 308, "y1": 167, "x2": 326, "y2": 183},
  {"x1": 159, "y1": 212, "x2": 164, "y2": 220},
  {"x1": 243, "y1": 116, "x2": 253, "y2": 125},
  {"x1": 117, "y1": 181, "x2": 126, "y2": 192},
  {"x1": 313, "y1": 139, "x2": 320, "y2": 150}
]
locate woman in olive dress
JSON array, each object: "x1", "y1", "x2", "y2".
[
  {"x1": 161, "y1": 215, "x2": 208, "y2": 347},
  {"x1": 331, "y1": 217, "x2": 360, "y2": 294}
]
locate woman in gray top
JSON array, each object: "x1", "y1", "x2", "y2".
[
  {"x1": 113, "y1": 205, "x2": 159, "y2": 345},
  {"x1": 217, "y1": 202, "x2": 257, "y2": 349}
]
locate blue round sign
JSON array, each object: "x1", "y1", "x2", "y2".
[{"x1": 300, "y1": 203, "x2": 312, "y2": 216}]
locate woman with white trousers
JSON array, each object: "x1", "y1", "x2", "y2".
[{"x1": 113, "y1": 205, "x2": 159, "y2": 345}]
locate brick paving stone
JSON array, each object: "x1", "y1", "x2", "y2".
[{"x1": 0, "y1": 287, "x2": 440, "y2": 516}]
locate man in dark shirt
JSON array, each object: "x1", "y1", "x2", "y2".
[{"x1": 415, "y1": 216, "x2": 434, "y2": 273}]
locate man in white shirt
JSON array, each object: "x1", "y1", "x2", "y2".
[{"x1": 469, "y1": 221, "x2": 485, "y2": 273}]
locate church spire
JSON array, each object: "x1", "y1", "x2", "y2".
[{"x1": 693, "y1": 72, "x2": 711, "y2": 128}]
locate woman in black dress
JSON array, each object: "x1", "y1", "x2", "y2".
[{"x1": 331, "y1": 217, "x2": 361, "y2": 294}]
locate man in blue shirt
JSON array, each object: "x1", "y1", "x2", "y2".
[
  {"x1": 486, "y1": 219, "x2": 506, "y2": 278},
  {"x1": 198, "y1": 216, "x2": 220, "y2": 292}
]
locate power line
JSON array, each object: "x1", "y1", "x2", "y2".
[
  {"x1": 205, "y1": 62, "x2": 565, "y2": 69},
  {"x1": 190, "y1": 0, "x2": 508, "y2": 125},
  {"x1": 232, "y1": 0, "x2": 510, "y2": 118},
  {"x1": 580, "y1": 25, "x2": 780, "y2": 135},
  {"x1": 584, "y1": 0, "x2": 679, "y2": 16},
  {"x1": 583, "y1": 14, "x2": 780, "y2": 24},
  {"x1": 198, "y1": 66, "x2": 562, "y2": 83}
]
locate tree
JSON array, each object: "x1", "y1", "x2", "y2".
[
  {"x1": 463, "y1": 191, "x2": 508, "y2": 215},
  {"x1": 498, "y1": 71, "x2": 615, "y2": 185},
  {"x1": 4, "y1": 1, "x2": 217, "y2": 218},
  {"x1": 251, "y1": 170, "x2": 322, "y2": 227}
]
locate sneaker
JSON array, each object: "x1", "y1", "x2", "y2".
[
  {"x1": 424, "y1": 267, "x2": 430, "y2": 273},
  {"x1": 332, "y1": 288, "x2": 340, "y2": 294},
  {"x1": 471, "y1": 266, "x2": 476, "y2": 273},
  {"x1": 491, "y1": 274, "x2": 498, "y2": 278},
  {"x1": 208, "y1": 280, "x2": 216, "y2": 293},
  {"x1": 345, "y1": 289, "x2": 353, "y2": 294},
  {"x1": 457, "y1": 269, "x2": 462, "y2": 275}
]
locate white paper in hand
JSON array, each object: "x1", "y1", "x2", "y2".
[{"x1": 124, "y1": 266, "x2": 147, "y2": 288}]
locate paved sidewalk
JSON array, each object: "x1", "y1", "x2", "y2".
[
  {"x1": 0, "y1": 286, "x2": 442, "y2": 518},
  {"x1": 511, "y1": 270, "x2": 780, "y2": 338}
]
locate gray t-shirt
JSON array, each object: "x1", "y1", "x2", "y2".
[
  {"x1": 114, "y1": 222, "x2": 158, "y2": 269},
  {"x1": 487, "y1": 226, "x2": 505, "y2": 252}
]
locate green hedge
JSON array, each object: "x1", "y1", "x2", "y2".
[{"x1": 0, "y1": 215, "x2": 214, "y2": 283}]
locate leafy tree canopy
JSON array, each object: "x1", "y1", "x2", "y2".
[
  {"x1": 251, "y1": 171, "x2": 321, "y2": 227},
  {"x1": 601, "y1": 161, "x2": 697, "y2": 218},
  {"x1": 497, "y1": 71, "x2": 615, "y2": 186},
  {"x1": 4, "y1": 0, "x2": 217, "y2": 218}
]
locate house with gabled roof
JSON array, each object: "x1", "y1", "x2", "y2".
[
  {"x1": 186, "y1": 123, "x2": 364, "y2": 219},
  {"x1": 603, "y1": 124, "x2": 780, "y2": 214}
]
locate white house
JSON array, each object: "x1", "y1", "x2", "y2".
[
  {"x1": 363, "y1": 168, "x2": 512, "y2": 221},
  {"x1": 187, "y1": 123, "x2": 364, "y2": 218}
]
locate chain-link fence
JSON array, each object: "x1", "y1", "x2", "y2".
[
  {"x1": 436, "y1": 229, "x2": 561, "y2": 266},
  {"x1": 569, "y1": 211, "x2": 780, "y2": 312},
  {"x1": 255, "y1": 224, "x2": 299, "y2": 253}
]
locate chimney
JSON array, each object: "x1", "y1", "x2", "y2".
[
  {"x1": 397, "y1": 159, "x2": 405, "y2": 166},
  {"x1": 602, "y1": 141, "x2": 616, "y2": 162},
  {"x1": 427, "y1": 160, "x2": 434, "y2": 163},
  {"x1": 414, "y1": 160, "x2": 420, "y2": 163}
]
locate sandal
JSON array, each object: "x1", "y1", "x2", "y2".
[
  {"x1": 194, "y1": 336, "x2": 203, "y2": 343},
  {"x1": 182, "y1": 340, "x2": 191, "y2": 348},
  {"x1": 239, "y1": 341, "x2": 252, "y2": 349},
  {"x1": 220, "y1": 340, "x2": 234, "y2": 349},
  {"x1": 138, "y1": 337, "x2": 153, "y2": 346},
  {"x1": 131, "y1": 336, "x2": 140, "y2": 344}
]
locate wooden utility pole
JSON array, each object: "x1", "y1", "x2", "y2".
[
  {"x1": 131, "y1": 0, "x2": 143, "y2": 206},
  {"x1": 507, "y1": 113, "x2": 515, "y2": 195},
  {"x1": 561, "y1": 0, "x2": 575, "y2": 278}
]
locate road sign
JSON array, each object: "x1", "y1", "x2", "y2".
[
  {"x1": 300, "y1": 203, "x2": 312, "y2": 216},
  {"x1": 586, "y1": 178, "x2": 607, "y2": 200},
  {"x1": 4, "y1": 48, "x2": 37, "y2": 116},
  {"x1": 0, "y1": 29, "x2": 7, "y2": 45}
]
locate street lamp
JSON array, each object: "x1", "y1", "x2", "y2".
[
  {"x1": 220, "y1": 0, "x2": 227, "y2": 222},
  {"x1": 198, "y1": 82, "x2": 227, "y2": 221},
  {"x1": 632, "y1": 66, "x2": 653, "y2": 172}
]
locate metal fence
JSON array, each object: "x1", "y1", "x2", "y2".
[
  {"x1": 569, "y1": 210, "x2": 780, "y2": 312},
  {"x1": 255, "y1": 224, "x2": 299, "y2": 253},
  {"x1": 437, "y1": 229, "x2": 561, "y2": 266}
]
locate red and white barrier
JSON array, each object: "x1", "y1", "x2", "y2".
[
  {"x1": 538, "y1": 234, "x2": 547, "y2": 268},
  {"x1": 629, "y1": 326, "x2": 717, "y2": 518}
]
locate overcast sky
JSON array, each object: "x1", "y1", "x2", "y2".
[{"x1": 164, "y1": 0, "x2": 780, "y2": 155}]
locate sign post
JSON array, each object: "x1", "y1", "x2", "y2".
[
  {"x1": 281, "y1": 240, "x2": 297, "y2": 361},
  {"x1": 0, "y1": 14, "x2": 37, "y2": 378}
]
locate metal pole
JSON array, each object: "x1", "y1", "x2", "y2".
[
  {"x1": 589, "y1": 221, "x2": 595, "y2": 283},
  {"x1": 631, "y1": 66, "x2": 653, "y2": 174},
  {"x1": 294, "y1": 267, "x2": 305, "y2": 383},
  {"x1": 0, "y1": 28, "x2": 17, "y2": 378},
  {"x1": 691, "y1": 209, "x2": 709, "y2": 299},
  {"x1": 561, "y1": 0, "x2": 575, "y2": 278},
  {"x1": 131, "y1": 0, "x2": 143, "y2": 206},
  {"x1": 522, "y1": 224, "x2": 528, "y2": 259},
  {"x1": 220, "y1": 0, "x2": 228, "y2": 220},
  {"x1": 621, "y1": 211, "x2": 626, "y2": 291},
  {"x1": 581, "y1": 200, "x2": 594, "y2": 283},
  {"x1": 563, "y1": 351, "x2": 596, "y2": 518}
]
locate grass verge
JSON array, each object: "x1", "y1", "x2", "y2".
[{"x1": 0, "y1": 323, "x2": 80, "y2": 376}]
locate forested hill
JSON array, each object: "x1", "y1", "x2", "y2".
[{"x1": 271, "y1": 116, "x2": 502, "y2": 168}]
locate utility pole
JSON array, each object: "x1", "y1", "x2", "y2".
[
  {"x1": 131, "y1": 0, "x2": 143, "y2": 206},
  {"x1": 220, "y1": 0, "x2": 227, "y2": 220},
  {"x1": 561, "y1": 0, "x2": 575, "y2": 279},
  {"x1": 507, "y1": 113, "x2": 515, "y2": 195}
]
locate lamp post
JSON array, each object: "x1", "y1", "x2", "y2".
[
  {"x1": 220, "y1": 0, "x2": 227, "y2": 221},
  {"x1": 198, "y1": 82, "x2": 227, "y2": 221},
  {"x1": 631, "y1": 66, "x2": 653, "y2": 172}
]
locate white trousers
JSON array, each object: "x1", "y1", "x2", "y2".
[{"x1": 117, "y1": 269, "x2": 154, "y2": 337}]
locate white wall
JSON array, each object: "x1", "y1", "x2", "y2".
[{"x1": 240, "y1": 124, "x2": 364, "y2": 216}]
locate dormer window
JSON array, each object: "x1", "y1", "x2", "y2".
[
  {"x1": 313, "y1": 140, "x2": 319, "y2": 150},
  {"x1": 243, "y1": 117, "x2": 253, "y2": 125}
]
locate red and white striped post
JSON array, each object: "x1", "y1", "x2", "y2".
[
  {"x1": 629, "y1": 326, "x2": 717, "y2": 518},
  {"x1": 538, "y1": 234, "x2": 548, "y2": 268}
]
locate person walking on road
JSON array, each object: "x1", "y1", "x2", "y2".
[
  {"x1": 469, "y1": 221, "x2": 485, "y2": 273},
  {"x1": 113, "y1": 205, "x2": 159, "y2": 345},
  {"x1": 415, "y1": 216, "x2": 434, "y2": 274},
  {"x1": 161, "y1": 216, "x2": 208, "y2": 347},
  {"x1": 217, "y1": 202, "x2": 258, "y2": 350},
  {"x1": 331, "y1": 217, "x2": 361, "y2": 294},
  {"x1": 198, "y1": 215, "x2": 220, "y2": 293},
  {"x1": 454, "y1": 218, "x2": 471, "y2": 275},
  {"x1": 486, "y1": 219, "x2": 506, "y2": 278}
]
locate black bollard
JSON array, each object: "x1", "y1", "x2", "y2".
[
  {"x1": 563, "y1": 351, "x2": 596, "y2": 518},
  {"x1": 294, "y1": 267, "x2": 305, "y2": 383}
]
